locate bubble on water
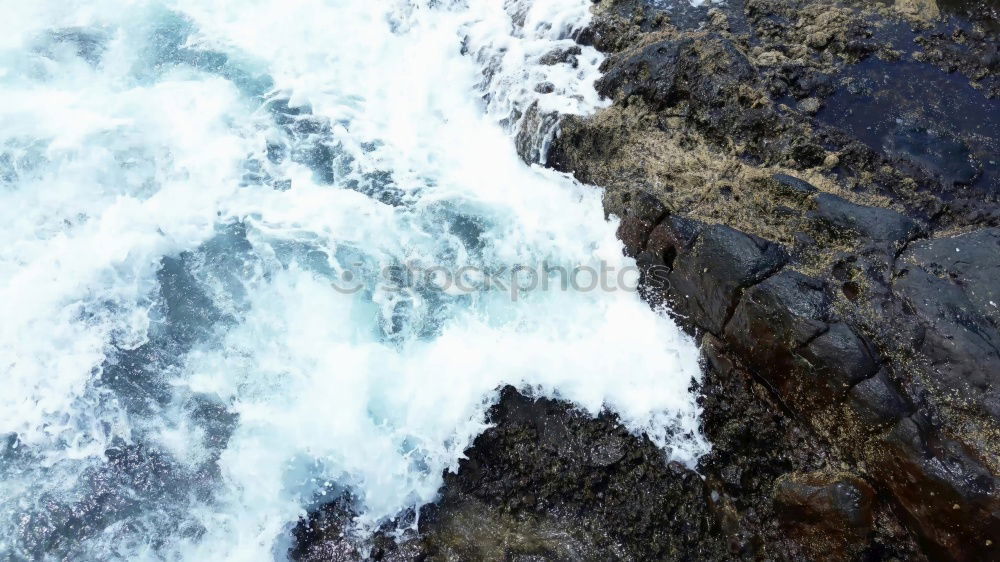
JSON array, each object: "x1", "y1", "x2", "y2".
[{"x1": 0, "y1": 1, "x2": 708, "y2": 559}]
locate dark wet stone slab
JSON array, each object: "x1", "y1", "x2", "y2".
[{"x1": 810, "y1": 192, "x2": 921, "y2": 245}]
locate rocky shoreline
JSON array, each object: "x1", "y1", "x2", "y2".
[{"x1": 295, "y1": 0, "x2": 999, "y2": 559}]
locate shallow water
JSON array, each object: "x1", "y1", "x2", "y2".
[
  {"x1": 816, "y1": 24, "x2": 1000, "y2": 194},
  {"x1": 0, "y1": 1, "x2": 705, "y2": 559}
]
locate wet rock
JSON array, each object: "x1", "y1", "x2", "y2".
[
  {"x1": 421, "y1": 387, "x2": 729, "y2": 560},
  {"x1": 513, "y1": 101, "x2": 559, "y2": 164},
  {"x1": 696, "y1": 339, "x2": 863, "y2": 560},
  {"x1": 799, "y1": 322, "x2": 879, "y2": 391},
  {"x1": 787, "y1": 67, "x2": 838, "y2": 100},
  {"x1": 644, "y1": 216, "x2": 703, "y2": 269},
  {"x1": 775, "y1": 472, "x2": 875, "y2": 530},
  {"x1": 893, "y1": 230, "x2": 1000, "y2": 419},
  {"x1": 597, "y1": 35, "x2": 757, "y2": 116},
  {"x1": 665, "y1": 223, "x2": 788, "y2": 335},
  {"x1": 538, "y1": 45, "x2": 581, "y2": 66},
  {"x1": 294, "y1": 388, "x2": 712, "y2": 561},
  {"x1": 16, "y1": 443, "x2": 189, "y2": 560},
  {"x1": 727, "y1": 269, "x2": 830, "y2": 351},
  {"x1": 904, "y1": 228, "x2": 1000, "y2": 328},
  {"x1": 701, "y1": 334, "x2": 734, "y2": 377},
  {"x1": 0, "y1": 435, "x2": 14, "y2": 463},
  {"x1": 627, "y1": 189, "x2": 669, "y2": 224},
  {"x1": 534, "y1": 81, "x2": 555, "y2": 94},
  {"x1": 875, "y1": 416, "x2": 1000, "y2": 560},
  {"x1": 810, "y1": 193, "x2": 920, "y2": 246},
  {"x1": 616, "y1": 216, "x2": 654, "y2": 257},
  {"x1": 773, "y1": 173, "x2": 819, "y2": 196},
  {"x1": 617, "y1": 190, "x2": 671, "y2": 257},
  {"x1": 774, "y1": 472, "x2": 875, "y2": 559},
  {"x1": 789, "y1": 138, "x2": 828, "y2": 168},
  {"x1": 292, "y1": 498, "x2": 366, "y2": 561},
  {"x1": 848, "y1": 368, "x2": 912, "y2": 427},
  {"x1": 596, "y1": 38, "x2": 683, "y2": 106},
  {"x1": 724, "y1": 270, "x2": 878, "y2": 405}
]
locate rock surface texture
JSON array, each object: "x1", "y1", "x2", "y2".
[
  {"x1": 550, "y1": 0, "x2": 999, "y2": 558},
  {"x1": 295, "y1": 0, "x2": 999, "y2": 559}
]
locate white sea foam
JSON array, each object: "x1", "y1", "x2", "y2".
[{"x1": 0, "y1": 1, "x2": 707, "y2": 559}]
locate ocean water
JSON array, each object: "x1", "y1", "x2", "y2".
[{"x1": 0, "y1": 1, "x2": 707, "y2": 559}]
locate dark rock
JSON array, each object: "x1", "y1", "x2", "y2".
[
  {"x1": 597, "y1": 35, "x2": 757, "y2": 113},
  {"x1": 778, "y1": 65, "x2": 837, "y2": 100},
  {"x1": 773, "y1": 173, "x2": 819, "y2": 195},
  {"x1": 292, "y1": 497, "x2": 365, "y2": 561},
  {"x1": 724, "y1": 270, "x2": 828, "y2": 350},
  {"x1": 661, "y1": 215, "x2": 704, "y2": 251},
  {"x1": 545, "y1": 0, "x2": 1000, "y2": 558},
  {"x1": 696, "y1": 336, "x2": 867, "y2": 560},
  {"x1": 904, "y1": 228, "x2": 1000, "y2": 329},
  {"x1": 666, "y1": 223, "x2": 788, "y2": 335},
  {"x1": 790, "y1": 139, "x2": 827, "y2": 168},
  {"x1": 775, "y1": 472, "x2": 875, "y2": 530},
  {"x1": 616, "y1": 216, "x2": 654, "y2": 257},
  {"x1": 533, "y1": 81, "x2": 555, "y2": 94},
  {"x1": 723, "y1": 270, "x2": 878, "y2": 405},
  {"x1": 424, "y1": 387, "x2": 730, "y2": 561},
  {"x1": 538, "y1": 45, "x2": 581, "y2": 66},
  {"x1": 848, "y1": 368, "x2": 912, "y2": 427},
  {"x1": 293, "y1": 388, "x2": 732, "y2": 560},
  {"x1": 774, "y1": 472, "x2": 875, "y2": 559},
  {"x1": 628, "y1": 189, "x2": 669, "y2": 223},
  {"x1": 701, "y1": 334, "x2": 734, "y2": 377},
  {"x1": 800, "y1": 322, "x2": 879, "y2": 391},
  {"x1": 892, "y1": 261, "x2": 1000, "y2": 419},
  {"x1": 875, "y1": 416, "x2": 1000, "y2": 560},
  {"x1": 645, "y1": 223, "x2": 678, "y2": 263},
  {"x1": 643, "y1": 216, "x2": 703, "y2": 273},
  {"x1": 810, "y1": 193, "x2": 920, "y2": 246},
  {"x1": 597, "y1": 39, "x2": 686, "y2": 107},
  {"x1": 513, "y1": 102, "x2": 559, "y2": 164}
]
